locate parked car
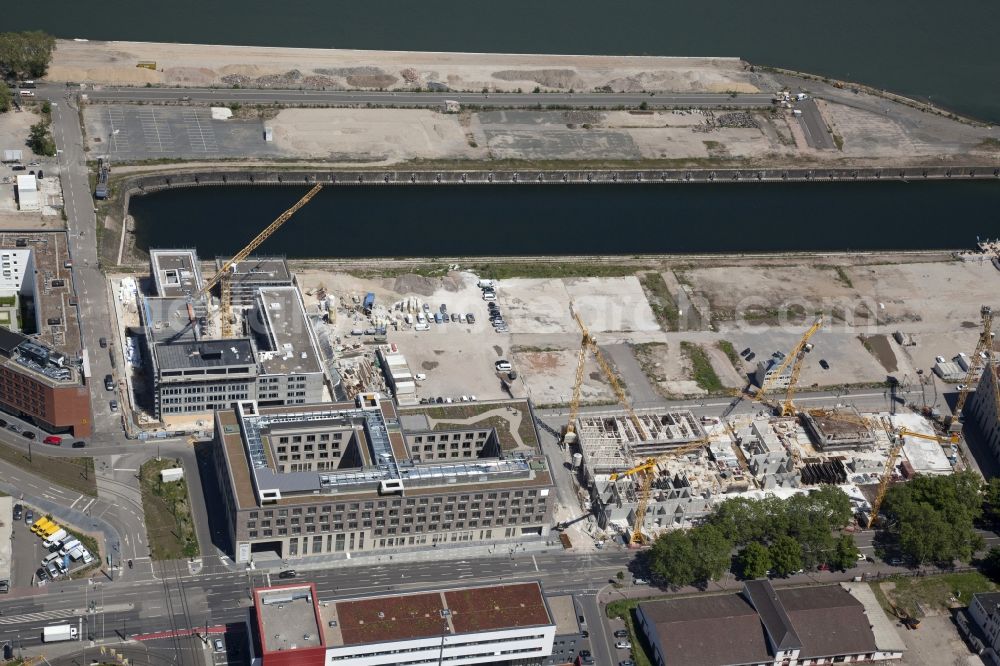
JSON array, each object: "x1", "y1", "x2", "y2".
[
  {"x1": 614, "y1": 629, "x2": 629, "y2": 638},
  {"x1": 213, "y1": 638, "x2": 224, "y2": 652},
  {"x1": 620, "y1": 661, "x2": 636, "y2": 666},
  {"x1": 44, "y1": 436, "x2": 62, "y2": 445},
  {"x1": 35, "y1": 567, "x2": 48, "y2": 582},
  {"x1": 7, "y1": 423, "x2": 22, "y2": 433},
  {"x1": 109, "y1": 400, "x2": 119, "y2": 412},
  {"x1": 466, "y1": 313, "x2": 475, "y2": 324},
  {"x1": 99, "y1": 337, "x2": 108, "y2": 348},
  {"x1": 450, "y1": 313, "x2": 458, "y2": 322},
  {"x1": 72, "y1": 441, "x2": 86, "y2": 448},
  {"x1": 440, "y1": 304, "x2": 447, "y2": 314},
  {"x1": 13, "y1": 504, "x2": 22, "y2": 521},
  {"x1": 278, "y1": 569, "x2": 297, "y2": 579},
  {"x1": 0, "y1": 419, "x2": 7, "y2": 428},
  {"x1": 22, "y1": 431, "x2": 35, "y2": 440},
  {"x1": 24, "y1": 509, "x2": 34, "y2": 525},
  {"x1": 482, "y1": 291, "x2": 497, "y2": 301},
  {"x1": 615, "y1": 641, "x2": 632, "y2": 650},
  {"x1": 745, "y1": 352, "x2": 756, "y2": 361},
  {"x1": 819, "y1": 359, "x2": 830, "y2": 370},
  {"x1": 740, "y1": 347, "x2": 752, "y2": 356},
  {"x1": 495, "y1": 360, "x2": 512, "y2": 371},
  {"x1": 104, "y1": 374, "x2": 114, "y2": 391}
]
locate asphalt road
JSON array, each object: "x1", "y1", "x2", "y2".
[{"x1": 70, "y1": 86, "x2": 775, "y2": 109}]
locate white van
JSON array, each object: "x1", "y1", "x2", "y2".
[
  {"x1": 19, "y1": 90, "x2": 35, "y2": 97},
  {"x1": 59, "y1": 539, "x2": 81, "y2": 556},
  {"x1": 477, "y1": 279, "x2": 495, "y2": 290},
  {"x1": 414, "y1": 323, "x2": 430, "y2": 332}
]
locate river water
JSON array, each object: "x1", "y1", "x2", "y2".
[
  {"x1": 9, "y1": 0, "x2": 1000, "y2": 121},
  {"x1": 130, "y1": 183, "x2": 999, "y2": 258}
]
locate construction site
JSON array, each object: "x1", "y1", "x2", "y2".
[{"x1": 557, "y1": 307, "x2": 991, "y2": 546}]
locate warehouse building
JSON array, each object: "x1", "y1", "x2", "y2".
[
  {"x1": 968, "y1": 362, "x2": 1000, "y2": 462},
  {"x1": 249, "y1": 581, "x2": 559, "y2": 666},
  {"x1": 637, "y1": 580, "x2": 904, "y2": 666},
  {"x1": 213, "y1": 394, "x2": 553, "y2": 563},
  {"x1": 0, "y1": 328, "x2": 92, "y2": 437}
]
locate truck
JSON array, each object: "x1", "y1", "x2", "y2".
[
  {"x1": 42, "y1": 624, "x2": 78, "y2": 642},
  {"x1": 43, "y1": 529, "x2": 68, "y2": 548}
]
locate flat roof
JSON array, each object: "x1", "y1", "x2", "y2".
[
  {"x1": 15, "y1": 174, "x2": 37, "y2": 191},
  {"x1": 155, "y1": 338, "x2": 255, "y2": 370},
  {"x1": 218, "y1": 256, "x2": 292, "y2": 283},
  {"x1": 319, "y1": 582, "x2": 551, "y2": 647},
  {"x1": 254, "y1": 287, "x2": 323, "y2": 376},
  {"x1": 150, "y1": 249, "x2": 203, "y2": 299},
  {"x1": 255, "y1": 584, "x2": 322, "y2": 654},
  {"x1": 217, "y1": 398, "x2": 551, "y2": 509},
  {"x1": 144, "y1": 297, "x2": 199, "y2": 344}
]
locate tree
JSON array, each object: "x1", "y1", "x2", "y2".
[
  {"x1": 738, "y1": 542, "x2": 771, "y2": 580},
  {"x1": 648, "y1": 531, "x2": 696, "y2": 588},
  {"x1": 0, "y1": 85, "x2": 11, "y2": 113},
  {"x1": 0, "y1": 31, "x2": 57, "y2": 79},
  {"x1": 26, "y1": 121, "x2": 55, "y2": 156},
  {"x1": 829, "y1": 535, "x2": 860, "y2": 571},
  {"x1": 769, "y1": 536, "x2": 803, "y2": 577},
  {"x1": 984, "y1": 478, "x2": 1000, "y2": 526},
  {"x1": 690, "y1": 525, "x2": 733, "y2": 584},
  {"x1": 882, "y1": 471, "x2": 985, "y2": 565},
  {"x1": 982, "y1": 547, "x2": 1000, "y2": 582}
]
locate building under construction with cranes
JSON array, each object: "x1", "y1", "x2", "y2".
[
  {"x1": 968, "y1": 360, "x2": 1000, "y2": 462},
  {"x1": 801, "y1": 407, "x2": 877, "y2": 451},
  {"x1": 572, "y1": 408, "x2": 722, "y2": 539},
  {"x1": 139, "y1": 249, "x2": 327, "y2": 420}
]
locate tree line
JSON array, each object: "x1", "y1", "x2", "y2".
[
  {"x1": 1, "y1": 31, "x2": 56, "y2": 113},
  {"x1": 646, "y1": 472, "x2": 996, "y2": 589}
]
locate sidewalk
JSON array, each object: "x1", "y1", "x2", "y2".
[{"x1": 247, "y1": 534, "x2": 563, "y2": 573}]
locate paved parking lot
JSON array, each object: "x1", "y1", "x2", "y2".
[{"x1": 84, "y1": 105, "x2": 280, "y2": 161}]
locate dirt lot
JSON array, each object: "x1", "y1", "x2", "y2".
[
  {"x1": 296, "y1": 269, "x2": 523, "y2": 402},
  {"x1": 269, "y1": 109, "x2": 479, "y2": 163},
  {"x1": 679, "y1": 259, "x2": 1000, "y2": 386},
  {"x1": 50, "y1": 40, "x2": 763, "y2": 93}
]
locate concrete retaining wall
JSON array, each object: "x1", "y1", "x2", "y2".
[{"x1": 121, "y1": 165, "x2": 1000, "y2": 195}]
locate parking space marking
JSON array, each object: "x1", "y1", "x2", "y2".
[
  {"x1": 106, "y1": 107, "x2": 130, "y2": 153},
  {"x1": 182, "y1": 109, "x2": 218, "y2": 153},
  {"x1": 136, "y1": 108, "x2": 174, "y2": 152}
]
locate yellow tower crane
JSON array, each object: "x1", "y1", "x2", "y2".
[
  {"x1": 866, "y1": 428, "x2": 960, "y2": 529},
  {"x1": 563, "y1": 305, "x2": 645, "y2": 444},
  {"x1": 738, "y1": 316, "x2": 823, "y2": 416},
  {"x1": 951, "y1": 305, "x2": 994, "y2": 427},
  {"x1": 197, "y1": 183, "x2": 323, "y2": 337},
  {"x1": 608, "y1": 438, "x2": 710, "y2": 545}
]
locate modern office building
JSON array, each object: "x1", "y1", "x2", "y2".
[
  {"x1": 141, "y1": 252, "x2": 325, "y2": 419},
  {"x1": 250, "y1": 581, "x2": 558, "y2": 666},
  {"x1": 215, "y1": 256, "x2": 294, "y2": 307},
  {"x1": 249, "y1": 287, "x2": 326, "y2": 407},
  {"x1": 213, "y1": 394, "x2": 553, "y2": 563},
  {"x1": 0, "y1": 328, "x2": 92, "y2": 437}
]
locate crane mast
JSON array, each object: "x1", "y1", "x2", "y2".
[{"x1": 197, "y1": 183, "x2": 323, "y2": 337}]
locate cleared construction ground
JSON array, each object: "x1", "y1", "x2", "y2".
[{"x1": 288, "y1": 250, "x2": 999, "y2": 411}]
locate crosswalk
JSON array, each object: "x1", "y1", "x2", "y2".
[{"x1": 0, "y1": 607, "x2": 79, "y2": 625}]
